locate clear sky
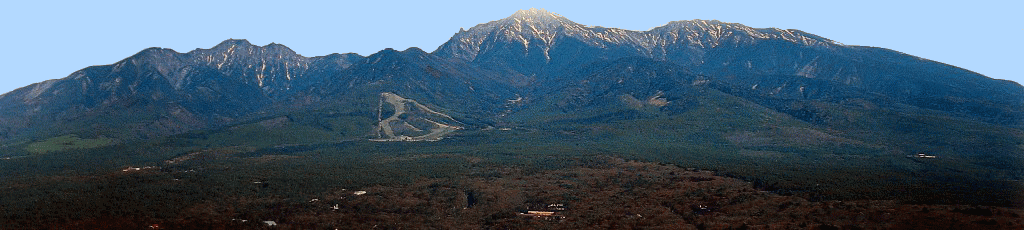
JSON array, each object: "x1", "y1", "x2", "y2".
[{"x1": 1, "y1": 0, "x2": 1020, "y2": 94}]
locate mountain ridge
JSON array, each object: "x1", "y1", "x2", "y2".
[{"x1": 1, "y1": 9, "x2": 1021, "y2": 143}]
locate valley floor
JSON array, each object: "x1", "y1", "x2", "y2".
[{"x1": 2, "y1": 151, "x2": 1020, "y2": 229}]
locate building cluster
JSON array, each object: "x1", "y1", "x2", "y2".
[
  {"x1": 908, "y1": 153, "x2": 937, "y2": 159},
  {"x1": 519, "y1": 203, "x2": 567, "y2": 220},
  {"x1": 122, "y1": 166, "x2": 159, "y2": 172}
]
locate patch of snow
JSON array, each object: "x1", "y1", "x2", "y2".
[
  {"x1": 257, "y1": 62, "x2": 267, "y2": 87},
  {"x1": 507, "y1": 95, "x2": 523, "y2": 103},
  {"x1": 285, "y1": 62, "x2": 291, "y2": 80}
]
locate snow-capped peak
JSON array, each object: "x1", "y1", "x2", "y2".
[
  {"x1": 433, "y1": 9, "x2": 587, "y2": 61},
  {"x1": 510, "y1": 8, "x2": 561, "y2": 20},
  {"x1": 434, "y1": 9, "x2": 842, "y2": 63}
]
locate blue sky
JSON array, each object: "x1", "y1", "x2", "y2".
[{"x1": 1, "y1": 0, "x2": 1021, "y2": 94}]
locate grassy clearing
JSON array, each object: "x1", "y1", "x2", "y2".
[{"x1": 24, "y1": 134, "x2": 113, "y2": 154}]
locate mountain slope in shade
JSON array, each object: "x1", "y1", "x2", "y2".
[
  {"x1": 0, "y1": 39, "x2": 364, "y2": 140},
  {"x1": 322, "y1": 47, "x2": 519, "y2": 123}
]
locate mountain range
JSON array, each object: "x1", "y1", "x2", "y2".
[
  {"x1": 3, "y1": 9, "x2": 1020, "y2": 143},
  {"x1": 2, "y1": 9, "x2": 1024, "y2": 228},
  {"x1": 1, "y1": 8, "x2": 1022, "y2": 200}
]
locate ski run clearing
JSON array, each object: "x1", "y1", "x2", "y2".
[{"x1": 372, "y1": 92, "x2": 463, "y2": 142}]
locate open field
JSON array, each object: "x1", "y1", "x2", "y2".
[{"x1": 23, "y1": 135, "x2": 113, "y2": 154}]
